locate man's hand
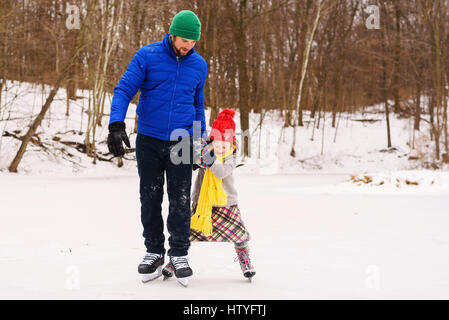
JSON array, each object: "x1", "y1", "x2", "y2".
[{"x1": 107, "y1": 121, "x2": 131, "y2": 157}]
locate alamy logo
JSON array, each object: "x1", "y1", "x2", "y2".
[
  {"x1": 364, "y1": 5, "x2": 380, "y2": 30},
  {"x1": 66, "y1": 265, "x2": 80, "y2": 290},
  {"x1": 66, "y1": 4, "x2": 80, "y2": 30},
  {"x1": 365, "y1": 265, "x2": 381, "y2": 290}
]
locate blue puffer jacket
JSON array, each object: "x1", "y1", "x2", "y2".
[{"x1": 109, "y1": 33, "x2": 207, "y2": 141}]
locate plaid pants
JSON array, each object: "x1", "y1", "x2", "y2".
[{"x1": 189, "y1": 205, "x2": 250, "y2": 244}]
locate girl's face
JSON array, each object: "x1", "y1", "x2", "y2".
[{"x1": 211, "y1": 140, "x2": 233, "y2": 156}]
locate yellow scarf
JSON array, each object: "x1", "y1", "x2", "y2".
[{"x1": 190, "y1": 145, "x2": 236, "y2": 235}]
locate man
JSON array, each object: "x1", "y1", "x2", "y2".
[{"x1": 107, "y1": 10, "x2": 207, "y2": 286}]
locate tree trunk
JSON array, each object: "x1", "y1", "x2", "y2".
[
  {"x1": 432, "y1": 0, "x2": 442, "y2": 160},
  {"x1": 290, "y1": 0, "x2": 324, "y2": 157},
  {"x1": 209, "y1": 0, "x2": 220, "y2": 127},
  {"x1": 227, "y1": 0, "x2": 250, "y2": 157},
  {"x1": 392, "y1": 1, "x2": 402, "y2": 114},
  {"x1": 414, "y1": 83, "x2": 421, "y2": 131},
  {"x1": 380, "y1": 0, "x2": 392, "y2": 148},
  {"x1": 0, "y1": 0, "x2": 13, "y2": 112}
]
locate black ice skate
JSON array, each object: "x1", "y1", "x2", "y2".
[{"x1": 138, "y1": 252, "x2": 164, "y2": 283}]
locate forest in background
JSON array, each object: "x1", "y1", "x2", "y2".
[{"x1": 0, "y1": 0, "x2": 448, "y2": 171}]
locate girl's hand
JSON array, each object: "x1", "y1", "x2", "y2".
[
  {"x1": 202, "y1": 142, "x2": 216, "y2": 167},
  {"x1": 193, "y1": 138, "x2": 215, "y2": 168},
  {"x1": 193, "y1": 138, "x2": 207, "y2": 168}
]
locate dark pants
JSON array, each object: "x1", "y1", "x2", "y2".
[{"x1": 135, "y1": 133, "x2": 193, "y2": 257}]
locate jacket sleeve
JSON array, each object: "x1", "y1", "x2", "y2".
[
  {"x1": 109, "y1": 47, "x2": 147, "y2": 124},
  {"x1": 194, "y1": 61, "x2": 207, "y2": 138},
  {"x1": 210, "y1": 154, "x2": 237, "y2": 179}
]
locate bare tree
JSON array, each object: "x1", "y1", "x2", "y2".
[
  {"x1": 290, "y1": 0, "x2": 325, "y2": 157},
  {"x1": 8, "y1": 0, "x2": 97, "y2": 173},
  {"x1": 84, "y1": 0, "x2": 124, "y2": 163}
]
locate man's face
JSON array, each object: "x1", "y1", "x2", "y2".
[{"x1": 171, "y1": 35, "x2": 196, "y2": 56}]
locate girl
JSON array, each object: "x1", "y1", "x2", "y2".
[{"x1": 162, "y1": 109, "x2": 256, "y2": 282}]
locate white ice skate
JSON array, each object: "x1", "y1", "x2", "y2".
[
  {"x1": 176, "y1": 277, "x2": 189, "y2": 287},
  {"x1": 169, "y1": 255, "x2": 193, "y2": 287},
  {"x1": 235, "y1": 247, "x2": 256, "y2": 282},
  {"x1": 141, "y1": 266, "x2": 163, "y2": 283}
]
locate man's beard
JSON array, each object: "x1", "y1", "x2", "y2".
[{"x1": 173, "y1": 44, "x2": 188, "y2": 56}]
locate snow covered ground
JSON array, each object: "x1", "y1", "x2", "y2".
[
  {"x1": 1, "y1": 81, "x2": 449, "y2": 299},
  {"x1": 1, "y1": 171, "x2": 449, "y2": 299},
  {"x1": 1, "y1": 81, "x2": 448, "y2": 176}
]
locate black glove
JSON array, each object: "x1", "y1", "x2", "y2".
[{"x1": 107, "y1": 121, "x2": 130, "y2": 157}]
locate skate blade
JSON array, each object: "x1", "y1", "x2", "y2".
[
  {"x1": 176, "y1": 277, "x2": 189, "y2": 287},
  {"x1": 163, "y1": 275, "x2": 172, "y2": 281},
  {"x1": 162, "y1": 269, "x2": 173, "y2": 281},
  {"x1": 244, "y1": 271, "x2": 256, "y2": 283},
  {"x1": 141, "y1": 266, "x2": 162, "y2": 283}
]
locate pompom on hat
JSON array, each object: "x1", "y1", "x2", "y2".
[{"x1": 210, "y1": 109, "x2": 236, "y2": 143}]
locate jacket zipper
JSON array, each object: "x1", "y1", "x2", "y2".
[{"x1": 168, "y1": 58, "x2": 180, "y2": 140}]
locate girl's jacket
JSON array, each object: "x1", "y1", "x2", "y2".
[{"x1": 192, "y1": 153, "x2": 238, "y2": 208}]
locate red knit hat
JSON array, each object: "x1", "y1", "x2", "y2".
[{"x1": 210, "y1": 109, "x2": 236, "y2": 143}]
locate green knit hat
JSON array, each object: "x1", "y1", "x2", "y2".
[{"x1": 169, "y1": 10, "x2": 201, "y2": 41}]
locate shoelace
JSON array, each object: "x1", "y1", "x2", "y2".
[
  {"x1": 171, "y1": 256, "x2": 189, "y2": 270},
  {"x1": 234, "y1": 250, "x2": 252, "y2": 270},
  {"x1": 142, "y1": 253, "x2": 162, "y2": 265},
  {"x1": 164, "y1": 262, "x2": 175, "y2": 272}
]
